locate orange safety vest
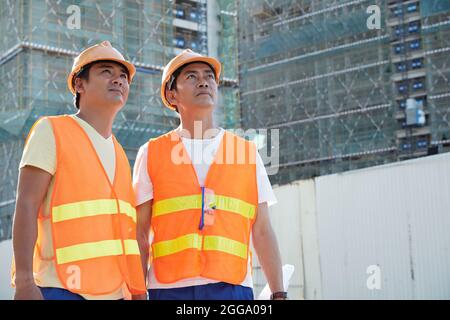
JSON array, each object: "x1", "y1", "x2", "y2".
[
  {"x1": 147, "y1": 130, "x2": 258, "y2": 284},
  {"x1": 31, "y1": 115, "x2": 145, "y2": 296}
]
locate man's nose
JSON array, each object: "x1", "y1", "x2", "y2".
[
  {"x1": 198, "y1": 79, "x2": 209, "y2": 88},
  {"x1": 112, "y1": 77, "x2": 124, "y2": 86}
]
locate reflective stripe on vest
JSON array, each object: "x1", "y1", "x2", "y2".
[
  {"x1": 153, "y1": 233, "x2": 247, "y2": 260},
  {"x1": 56, "y1": 239, "x2": 140, "y2": 265},
  {"x1": 153, "y1": 194, "x2": 256, "y2": 219},
  {"x1": 52, "y1": 199, "x2": 136, "y2": 223}
]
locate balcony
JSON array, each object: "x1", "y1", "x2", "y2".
[{"x1": 396, "y1": 126, "x2": 431, "y2": 139}]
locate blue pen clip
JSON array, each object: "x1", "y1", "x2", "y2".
[{"x1": 199, "y1": 186, "x2": 205, "y2": 230}]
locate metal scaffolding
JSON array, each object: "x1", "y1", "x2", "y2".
[
  {"x1": 238, "y1": 0, "x2": 450, "y2": 184},
  {"x1": 216, "y1": 0, "x2": 239, "y2": 129},
  {"x1": 0, "y1": 0, "x2": 239, "y2": 240}
]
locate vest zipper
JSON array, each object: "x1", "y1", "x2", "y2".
[
  {"x1": 199, "y1": 186, "x2": 205, "y2": 230},
  {"x1": 199, "y1": 186, "x2": 206, "y2": 271}
]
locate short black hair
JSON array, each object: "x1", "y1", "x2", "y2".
[
  {"x1": 73, "y1": 64, "x2": 92, "y2": 109},
  {"x1": 73, "y1": 60, "x2": 130, "y2": 109}
]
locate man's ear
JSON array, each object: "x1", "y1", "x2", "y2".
[
  {"x1": 166, "y1": 89, "x2": 178, "y2": 108},
  {"x1": 74, "y1": 77, "x2": 85, "y2": 94}
]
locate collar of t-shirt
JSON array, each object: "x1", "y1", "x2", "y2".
[
  {"x1": 72, "y1": 114, "x2": 113, "y2": 142},
  {"x1": 70, "y1": 114, "x2": 115, "y2": 184},
  {"x1": 178, "y1": 128, "x2": 225, "y2": 186}
]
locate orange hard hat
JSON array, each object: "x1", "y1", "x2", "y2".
[
  {"x1": 161, "y1": 49, "x2": 221, "y2": 110},
  {"x1": 67, "y1": 41, "x2": 136, "y2": 95}
]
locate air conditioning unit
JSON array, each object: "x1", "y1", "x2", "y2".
[{"x1": 405, "y1": 98, "x2": 425, "y2": 126}]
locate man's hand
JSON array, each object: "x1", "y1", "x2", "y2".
[
  {"x1": 14, "y1": 279, "x2": 44, "y2": 300},
  {"x1": 131, "y1": 294, "x2": 147, "y2": 300},
  {"x1": 272, "y1": 296, "x2": 289, "y2": 300}
]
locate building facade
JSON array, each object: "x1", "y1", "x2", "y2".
[{"x1": 238, "y1": 0, "x2": 450, "y2": 185}]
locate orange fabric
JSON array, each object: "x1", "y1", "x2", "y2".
[
  {"x1": 31, "y1": 115, "x2": 146, "y2": 296},
  {"x1": 147, "y1": 130, "x2": 258, "y2": 284}
]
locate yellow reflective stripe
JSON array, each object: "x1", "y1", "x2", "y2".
[
  {"x1": 153, "y1": 194, "x2": 255, "y2": 219},
  {"x1": 118, "y1": 201, "x2": 137, "y2": 223},
  {"x1": 214, "y1": 195, "x2": 256, "y2": 219},
  {"x1": 123, "y1": 239, "x2": 140, "y2": 255},
  {"x1": 56, "y1": 239, "x2": 140, "y2": 265},
  {"x1": 52, "y1": 199, "x2": 136, "y2": 223},
  {"x1": 153, "y1": 195, "x2": 202, "y2": 217},
  {"x1": 152, "y1": 233, "x2": 202, "y2": 258},
  {"x1": 203, "y1": 236, "x2": 248, "y2": 259},
  {"x1": 153, "y1": 234, "x2": 247, "y2": 260}
]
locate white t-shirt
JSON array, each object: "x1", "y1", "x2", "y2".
[{"x1": 132, "y1": 128, "x2": 277, "y2": 289}]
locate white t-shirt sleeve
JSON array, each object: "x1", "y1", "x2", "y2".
[
  {"x1": 132, "y1": 143, "x2": 154, "y2": 206},
  {"x1": 19, "y1": 118, "x2": 56, "y2": 175},
  {"x1": 256, "y1": 150, "x2": 277, "y2": 207}
]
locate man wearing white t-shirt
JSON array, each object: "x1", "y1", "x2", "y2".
[{"x1": 133, "y1": 49, "x2": 287, "y2": 300}]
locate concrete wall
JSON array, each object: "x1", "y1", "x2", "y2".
[
  {"x1": 315, "y1": 152, "x2": 450, "y2": 299},
  {"x1": 254, "y1": 152, "x2": 450, "y2": 299}
]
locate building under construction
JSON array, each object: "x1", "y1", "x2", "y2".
[
  {"x1": 0, "y1": 0, "x2": 239, "y2": 240},
  {"x1": 238, "y1": 0, "x2": 450, "y2": 184}
]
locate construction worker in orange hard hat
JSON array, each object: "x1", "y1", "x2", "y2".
[
  {"x1": 133, "y1": 49, "x2": 287, "y2": 300},
  {"x1": 12, "y1": 41, "x2": 146, "y2": 300}
]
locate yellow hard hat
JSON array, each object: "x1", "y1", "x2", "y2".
[
  {"x1": 161, "y1": 49, "x2": 221, "y2": 110},
  {"x1": 67, "y1": 41, "x2": 136, "y2": 95}
]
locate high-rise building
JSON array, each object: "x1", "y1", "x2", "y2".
[
  {"x1": 0, "y1": 0, "x2": 239, "y2": 240},
  {"x1": 238, "y1": 0, "x2": 450, "y2": 185}
]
